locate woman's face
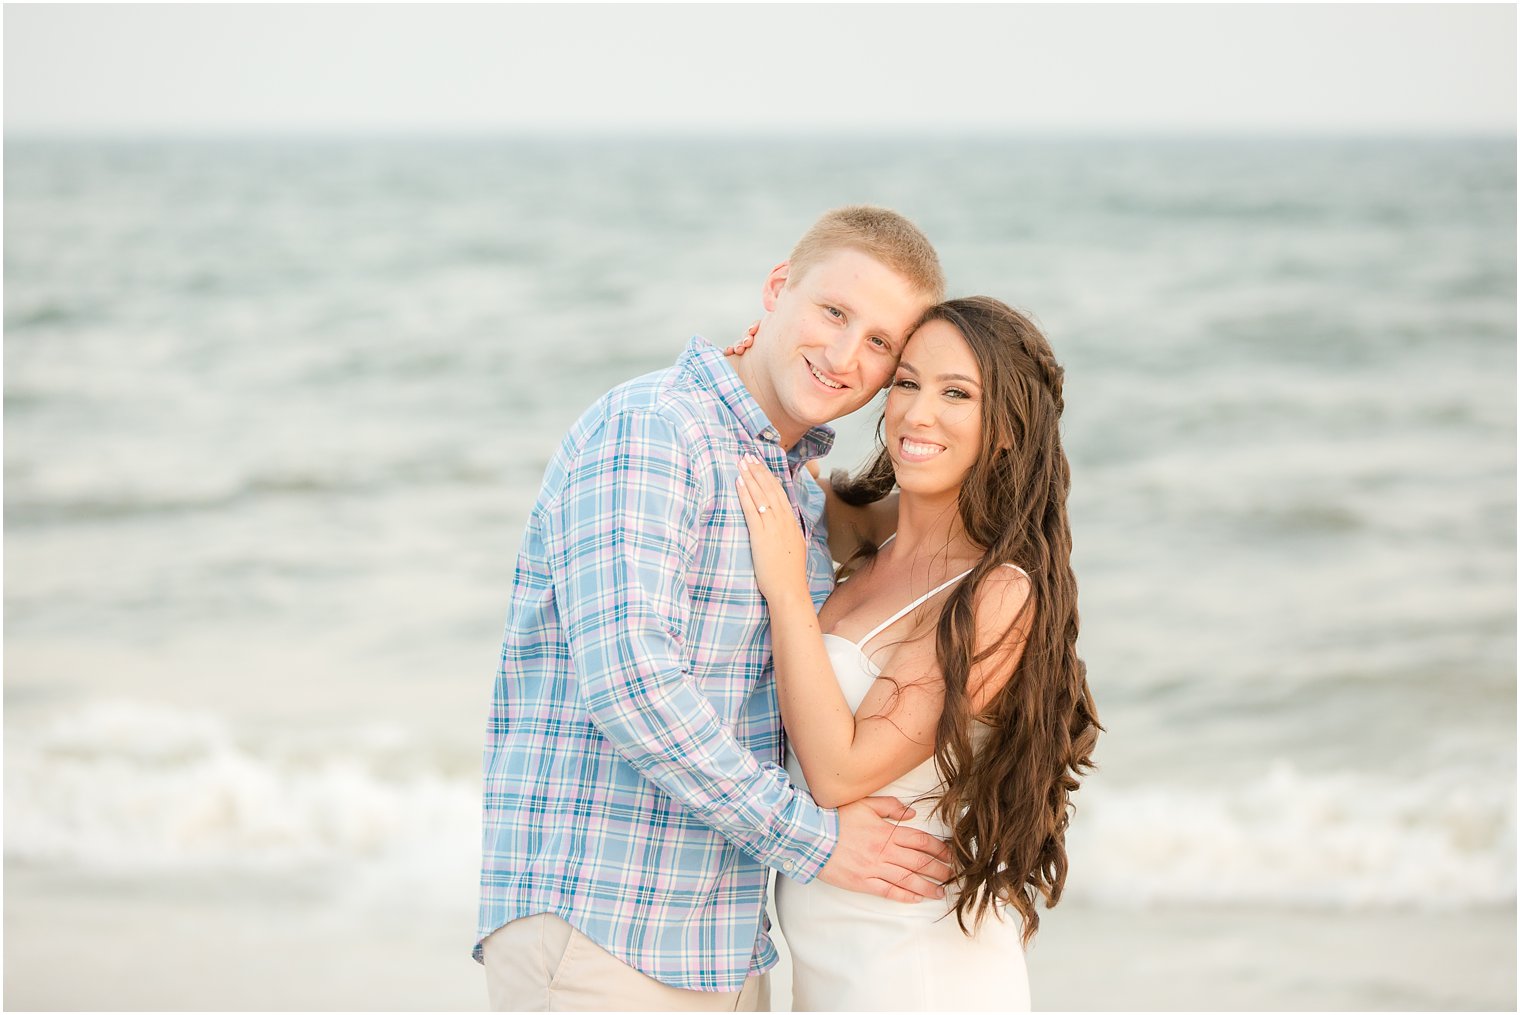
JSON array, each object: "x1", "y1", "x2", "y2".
[{"x1": 885, "y1": 319, "x2": 984, "y2": 499}]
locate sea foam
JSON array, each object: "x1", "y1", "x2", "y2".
[
  {"x1": 4, "y1": 700, "x2": 477, "y2": 875},
  {"x1": 6, "y1": 700, "x2": 1512, "y2": 911},
  {"x1": 1067, "y1": 762, "x2": 1515, "y2": 909}
]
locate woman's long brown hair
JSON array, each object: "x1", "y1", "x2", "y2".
[{"x1": 833, "y1": 296, "x2": 1100, "y2": 943}]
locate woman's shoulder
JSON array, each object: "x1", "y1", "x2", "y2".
[{"x1": 971, "y1": 562, "x2": 1034, "y2": 623}]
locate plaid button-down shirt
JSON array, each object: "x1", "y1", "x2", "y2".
[{"x1": 476, "y1": 337, "x2": 840, "y2": 992}]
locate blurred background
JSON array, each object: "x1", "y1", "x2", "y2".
[{"x1": 4, "y1": 5, "x2": 1515, "y2": 1011}]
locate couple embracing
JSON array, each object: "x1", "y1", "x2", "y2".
[{"x1": 475, "y1": 207, "x2": 1100, "y2": 1011}]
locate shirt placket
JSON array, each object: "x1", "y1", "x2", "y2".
[{"x1": 755, "y1": 425, "x2": 812, "y2": 537}]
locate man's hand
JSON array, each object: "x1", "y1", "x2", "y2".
[{"x1": 815, "y1": 797, "x2": 954, "y2": 903}]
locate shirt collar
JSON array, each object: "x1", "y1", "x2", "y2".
[{"x1": 680, "y1": 337, "x2": 836, "y2": 464}]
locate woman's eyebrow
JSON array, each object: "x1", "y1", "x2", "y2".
[{"x1": 896, "y1": 361, "x2": 979, "y2": 386}]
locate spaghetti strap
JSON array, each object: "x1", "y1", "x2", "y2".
[
  {"x1": 852, "y1": 556, "x2": 1031, "y2": 652},
  {"x1": 852, "y1": 533, "x2": 1031, "y2": 650},
  {"x1": 855, "y1": 566, "x2": 975, "y2": 650}
]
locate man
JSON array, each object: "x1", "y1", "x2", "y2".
[{"x1": 477, "y1": 207, "x2": 950, "y2": 1010}]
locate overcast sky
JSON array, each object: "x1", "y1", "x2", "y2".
[{"x1": 4, "y1": 4, "x2": 1515, "y2": 134}]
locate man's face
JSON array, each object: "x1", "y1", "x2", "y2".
[{"x1": 748, "y1": 247, "x2": 928, "y2": 444}]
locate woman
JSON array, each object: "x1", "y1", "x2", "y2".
[{"x1": 732, "y1": 296, "x2": 1100, "y2": 1010}]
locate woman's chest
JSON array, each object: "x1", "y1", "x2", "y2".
[{"x1": 817, "y1": 561, "x2": 923, "y2": 641}]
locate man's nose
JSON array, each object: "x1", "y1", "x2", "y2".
[{"x1": 820, "y1": 329, "x2": 860, "y2": 373}]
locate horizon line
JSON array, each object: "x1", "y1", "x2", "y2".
[{"x1": 6, "y1": 125, "x2": 1516, "y2": 142}]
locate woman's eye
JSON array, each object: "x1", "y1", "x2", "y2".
[
  {"x1": 945, "y1": 387, "x2": 971, "y2": 400},
  {"x1": 893, "y1": 378, "x2": 917, "y2": 390}
]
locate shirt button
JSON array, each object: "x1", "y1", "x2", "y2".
[
  {"x1": 761, "y1": 427, "x2": 777, "y2": 441},
  {"x1": 782, "y1": 859, "x2": 796, "y2": 873}
]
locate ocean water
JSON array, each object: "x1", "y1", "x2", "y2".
[{"x1": 4, "y1": 135, "x2": 1515, "y2": 1009}]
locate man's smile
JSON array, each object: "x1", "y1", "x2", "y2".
[{"x1": 804, "y1": 356, "x2": 847, "y2": 391}]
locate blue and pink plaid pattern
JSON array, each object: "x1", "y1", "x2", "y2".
[{"x1": 476, "y1": 337, "x2": 839, "y2": 992}]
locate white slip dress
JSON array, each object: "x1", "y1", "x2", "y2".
[{"x1": 776, "y1": 555, "x2": 1033, "y2": 1012}]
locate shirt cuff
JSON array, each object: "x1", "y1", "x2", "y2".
[{"x1": 755, "y1": 783, "x2": 839, "y2": 883}]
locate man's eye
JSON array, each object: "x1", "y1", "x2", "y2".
[
  {"x1": 869, "y1": 336, "x2": 889, "y2": 350},
  {"x1": 826, "y1": 307, "x2": 844, "y2": 320}
]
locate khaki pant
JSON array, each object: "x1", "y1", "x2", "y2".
[{"x1": 482, "y1": 913, "x2": 771, "y2": 1012}]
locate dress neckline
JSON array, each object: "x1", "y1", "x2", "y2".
[{"x1": 821, "y1": 632, "x2": 883, "y2": 677}]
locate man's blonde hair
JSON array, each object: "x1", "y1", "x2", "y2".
[{"x1": 788, "y1": 205, "x2": 945, "y2": 302}]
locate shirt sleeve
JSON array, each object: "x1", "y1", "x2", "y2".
[{"x1": 543, "y1": 406, "x2": 838, "y2": 880}]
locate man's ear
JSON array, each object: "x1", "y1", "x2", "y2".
[{"x1": 761, "y1": 261, "x2": 790, "y2": 312}]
